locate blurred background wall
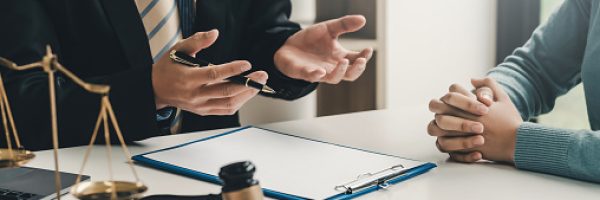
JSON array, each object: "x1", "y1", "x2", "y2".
[{"x1": 384, "y1": 0, "x2": 496, "y2": 109}]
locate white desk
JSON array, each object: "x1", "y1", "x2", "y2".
[{"x1": 27, "y1": 107, "x2": 600, "y2": 199}]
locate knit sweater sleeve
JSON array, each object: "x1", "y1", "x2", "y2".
[
  {"x1": 515, "y1": 122, "x2": 600, "y2": 183},
  {"x1": 488, "y1": 0, "x2": 600, "y2": 182}
]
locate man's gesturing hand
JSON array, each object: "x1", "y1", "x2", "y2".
[
  {"x1": 274, "y1": 15, "x2": 373, "y2": 84},
  {"x1": 152, "y1": 30, "x2": 268, "y2": 116}
]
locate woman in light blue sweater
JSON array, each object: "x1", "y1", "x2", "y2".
[{"x1": 427, "y1": 0, "x2": 599, "y2": 183}]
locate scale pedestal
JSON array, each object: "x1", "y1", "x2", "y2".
[
  {"x1": 0, "y1": 148, "x2": 35, "y2": 168},
  {"x1": 0, "y1": 46, "x2": 147, "y2": 200}
]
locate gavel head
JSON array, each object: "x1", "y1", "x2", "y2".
[
  {"x1": 219, "y1": 161, "x2": 264, "y2": 200},
  {"x1": 219, "y1": 161, "x2": 259, "y2": 193}
]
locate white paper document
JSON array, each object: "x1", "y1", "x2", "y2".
[{"x1": 143, "y1": 127, "x2": 426, "y2": 199}]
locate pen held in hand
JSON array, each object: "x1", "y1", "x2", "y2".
[{"x1": 169, "y1": 50, "x2": 276, "y2": 94}]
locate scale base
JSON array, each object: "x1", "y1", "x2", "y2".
[
  {"x1": 70, "y1": 181, "x2": 147, "y2": 200},
  {"x1": 0, "y1": 148, "x2": 35, "y2": 168}
]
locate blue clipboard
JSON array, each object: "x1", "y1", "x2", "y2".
[{"x1": 133, "y1": 126, "x2": 437, "y2": 200}]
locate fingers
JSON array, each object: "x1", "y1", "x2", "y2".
[
  {"x1": 342, "y1": 48, "x2": 373, "y2": 81},
  {"x1": 324, "y1": 15, "x2": 366, "y2": 38},
  {"x1": 299, "y1": 65, "x2": 327, "y2": 82},
  {"x1": 427, "y1": 120, "x2": 479, "y2": 137},
  {"x1": 281, "y1": 61, "x2": 326, "y2": 82},
  {"x1": 471, "y1": 77, "x2": 509, "y2": 101},
  {"x1": 345, "y1": 48, "x2": 374, "y2": 62},
  {"x1": 273, "y1": 48, "x2": 327, "y2": 82},
  {"x1": 440, "y1": 92, "x2": 489, "y2": 116},
  {"x1": 322, "y1": 59, "x2": 349, "y2": 84},
  {"x1": 185, "y1": 71, "x2": 267, "y2": 116},
  {"x1": 305, "y1": 56, "x2": 367, "y2": 83},
  {"x1": 431, "y1": 120, "x2": 484, "y2": 163},
  {"x1": 199, "y1": 89, "x2": 258, "y2": 113},
  {"x1": 195, "y1": 82, "x2": 250, "y2": 99},
  {"x1": 448, "y1": 83, "x2": 475, "y2": 98},
  {"x1": 430, "y1": 81, "x2": 494, "y2": 163},
  {"x1": 344, "y1": 57, "x2": 367, "y2": 81},
  {"x1": 245, "y1": 71, "x2": 268, "y2": 84},
  {"x1": 281, "y1": 64, "x2": 326, "y2": 82},
  {"x1": 174, "y1": 29, "x2": 219, "y2": 55},
  {"x1": 449, "y1": 152, "x2": 483, "y2": 163},
  {"x1": 445, "y1": 83, "x2": 488, "y2": 116},
  {"x1": 436, "y1": 135, "x2": 485, "y2": 152},
  {"x1": 435, "y1": 114, "x2": 484, "y2": 133},
  {"x1": 198, "y1": 82, "x2": 260, "y2": 115},
  {"x1": 428, "y1": 99, "x2": 479, "y2": 120},
  {"x1": 475, "y1": 86, "x2": 494, "y2": 106},
  {"x1": 191, "y1": 60, "x2": 251, "y2": 85},
  {"x1": 194, "y1": 71, "x2": 268, "y2": 98}
]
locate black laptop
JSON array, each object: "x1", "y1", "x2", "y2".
[{"x1": 0, "y1": 167, "x2": 89, "y2": 200}]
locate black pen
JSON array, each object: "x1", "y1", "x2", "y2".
[{"x1": 169, "y1": 50, "x2": 276, "y2": 94}]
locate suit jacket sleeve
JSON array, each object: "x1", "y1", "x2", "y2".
[
  {"x1": 240, "y1": 0, "x2": 318, "y2": 100},
  {"x1": 0, "y1": 0, "x2": 161, "y2": 150}
]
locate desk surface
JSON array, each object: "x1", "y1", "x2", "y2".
[{"x1": 27, "y1": 107, "x2": 600, "y2": 199}]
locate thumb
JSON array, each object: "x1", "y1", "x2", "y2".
[
  {"x1": 245, "y1": 71, "x2": 269, "y2": 84},
  {"x1": 324, "y1": 15, "x2": 366, "y2": 38},
  {"x1": 175, "y1": 29, "x2": 219, "y2": 55},
  {"x1": 474, "y1": 86, "x2": 494, "y2": 106},
  {"x1": 471, "y1": 77, "x2": 509, "y2": 102}
]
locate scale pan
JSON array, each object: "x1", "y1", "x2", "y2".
[
  {"x1": 0, "y1": 148, "x2": 35, "y2": 168},
  {"x1": 71, "y1": 181, "x2": 147, "y2": 200}
]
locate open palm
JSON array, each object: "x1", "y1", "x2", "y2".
[{"x1": 274, "y1": 15, "x2": 373, "y2": 84}]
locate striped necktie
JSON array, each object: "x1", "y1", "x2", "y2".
[
  {"x1": 135, "y1": 0, "x2": 195, "y2": 134},
  {"x1": 135, "y1": 0, "x2": 183, "y2": 62}
]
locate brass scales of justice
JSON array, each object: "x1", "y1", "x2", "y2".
[{"x1": 0, "y1": 46, "x2": 147, "y2": 200}]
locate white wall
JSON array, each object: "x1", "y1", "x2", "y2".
[
  {"x1": 239, "y1": 93, "x2": 316, "y2": 125},
  {"x1": 383, "y1": 0, "x2": 497, "y2": 109}
]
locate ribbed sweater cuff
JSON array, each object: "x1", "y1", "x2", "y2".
[{"x1": 514, "y1": 122, "x2": 571, "y2": 177}]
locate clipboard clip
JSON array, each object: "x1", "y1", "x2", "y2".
[{"x1": 334, "y1": 164, "x2": 406, "y2": 194}]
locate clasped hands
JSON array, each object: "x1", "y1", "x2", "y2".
[
  {"x1": 428, "y1": 78, "x2": 523, "y2": 163},
  {"x1": 152, "y1": 15, "x2": 372, "y2": 116}
]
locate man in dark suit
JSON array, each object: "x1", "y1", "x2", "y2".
[{"x1": 0, "y1": 0, "x2": 373, "y2": 150}]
